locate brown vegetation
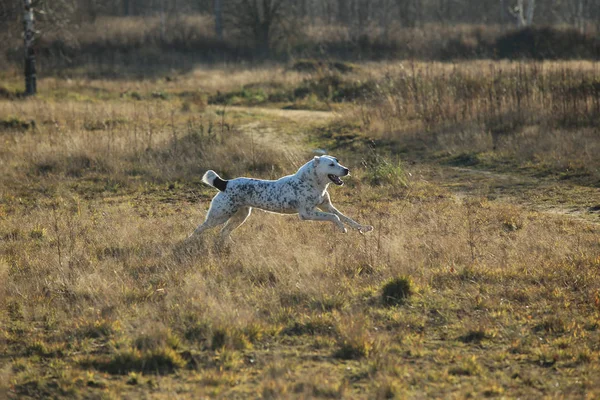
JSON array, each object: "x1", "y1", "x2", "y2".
[{"x1": 1, "y1": 60, "x2": 599, "y2": 398}]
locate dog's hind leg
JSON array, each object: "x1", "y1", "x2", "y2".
[
  {"x1": 186, "y1": 194, "x2": 236, "y2": 242},
  {"x1": 220, "y1": 207, "x2": 252, "y2": 240}
]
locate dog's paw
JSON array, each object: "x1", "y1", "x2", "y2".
[
  {"x1": 338, "y1": 226, "x2": 348, "y2": 234},
  {"x1": 359, "y1": 225, "x2": 374, "y2": 234}
]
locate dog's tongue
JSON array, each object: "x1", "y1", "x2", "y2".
[{"x1": 329, "y1": 175, "x2": 343, "y2": 185}]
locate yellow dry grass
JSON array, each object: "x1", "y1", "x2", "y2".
[{"x1": 1, "y1": 62, "x2": 599, "y2": 399}]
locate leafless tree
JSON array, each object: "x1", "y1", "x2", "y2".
[
  {"x1": 567, "y1": 0, "x2": 588, "y2": 33},
  {"x1": 337, "y1": 0, "x2": 350, "y2": 24},
  {"x1": 224, "y1": 0, "x2": 292, "y2": 57},
  {"x1": 396, "y1": 0, "x2": 421, "y2": 28},
  {"x1": 214, "y1": 0, "x2": 223, "y2": 39},
  {"x1": 508, "y1": 0, "x2": 535, "y2": 27}
]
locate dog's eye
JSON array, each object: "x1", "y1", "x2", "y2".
[{"x1": 329, "y1": 163, "x2": 334, "y2": 166}]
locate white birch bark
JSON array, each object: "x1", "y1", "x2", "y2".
[{"x1": 525, "y1": 0, "x2": 535, "y2": 26}]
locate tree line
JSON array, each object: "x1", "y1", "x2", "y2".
[
  {"x1": 2, "y1": 1, "x2": 599, "y2": 45},
  {"x1": 1, "y1": 0, "x2": 599, "y2": 69}
]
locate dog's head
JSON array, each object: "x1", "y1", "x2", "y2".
[{"x1": 313, "y1": 155, "x2": 349, "y2": 186}]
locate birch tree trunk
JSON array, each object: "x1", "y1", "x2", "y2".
[
  {"x1": 576, "y1": 0, "x2": 584, "y2": 34},
  {"x1": 509, "y1": 0, "x2": 534, "y2": 28},
  {"x1": 525, "y1": 0, "x2": 535, "y2": 26},
  {"x1": 23, "y1": 0, "x2": 36, "y2": 96},
  {"x1": 516, "y1": 0, "x2": 525, "y2": 27}
]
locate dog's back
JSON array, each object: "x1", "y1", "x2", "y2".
[{"x1": 221, "y1": 176, "x2": 299, "y2": 214}]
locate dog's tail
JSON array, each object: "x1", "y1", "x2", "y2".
[{"x1": 202, "y1": 170, "x2": 228, "y2": 191}]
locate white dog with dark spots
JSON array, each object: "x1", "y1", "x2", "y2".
[{"x1": 187, "y1": 155, "x2": 373, "y2": 241}]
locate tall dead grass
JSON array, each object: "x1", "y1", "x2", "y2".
[
  {"x1": 342, "y1": 60, "x2": 600, "y2": 184},
  {"x1": 0, "y1": 99, "x2": 294, "y2": 192}
]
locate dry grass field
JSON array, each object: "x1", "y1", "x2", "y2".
[{"x1": 1, "y1": 61, "x2": 600, "y2": 399}]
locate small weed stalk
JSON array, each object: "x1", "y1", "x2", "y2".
[
  {"x1": 171, "y1": 109, "x2": 177, "y2": 154},
  {"x1": 132, "y1": 104, "x2": 140, "y2": 158},
  {"x1": 51, "y1": 203, "x2": 63, "y2": 269},
  {"x1": 146, "y1": 105, "x2": 154, "y2": 151},
  {"x1": 220, "y1": 105, "x2": 227, "y2": 138},
  {"x1": 463, "y1": 199, "x2": 487, "y2": 264},
  {"x1": 251, "y1": 130, "x2": 255, "y2": 171}
]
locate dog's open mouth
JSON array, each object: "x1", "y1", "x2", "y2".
[{"x1": 328, "y1": 174, "x2": 344, "y2": 186}]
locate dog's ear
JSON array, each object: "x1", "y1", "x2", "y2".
[{"x1": 313, "y1": 156, "x2": 320, "y2": 165}]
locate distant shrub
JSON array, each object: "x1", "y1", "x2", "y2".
[
  {"x1": 0, "y1": 86, "x2": 17, "y2": 99},
  {"x1": 495, "y1": 27, "x2": 600, "y2": 60},
  {"x1": 209, "y1": 87, "x2": 268, "y2": 105}
]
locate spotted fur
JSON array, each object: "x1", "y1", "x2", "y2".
[{"x1": 187, "y1": 155, "x2": 373, "y2": 241}]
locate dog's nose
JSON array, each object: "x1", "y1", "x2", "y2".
[{"x1": 343, "y1": 168, "x2": 350, "y2": 176}]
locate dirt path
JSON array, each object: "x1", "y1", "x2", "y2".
[
  {"x1": 220, "y1": 106, "x2": 336, "y2": 170},
  {"x1": 222, "y1": 106, "x2": 600, "y2": 224},
  {"x1": 226, "y1": 106, "x2": 335, "y2": 123},
  {"x1": 428, "y1": 164, "x2": 600, "y2": 224}
]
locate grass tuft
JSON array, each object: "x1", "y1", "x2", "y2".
[
  {"x1": 459, "y1": 327, "x2": 491, "y2": 344},
  {"x1": 87, "y1": 346, "x2": 186, "y2": 375},
  {"x1": 0, "y1": 116, "x2": 34, "y2": 131},
  {"x1": 448, "y1": 356, "x2": 482, "y2": 376},
  {"x1": 362, "y1": 153, "x2": 408, "y2": 187},
  {"x1": 333, "y1": 317, "x2": 374, "y2": 360},
  {"x1": 534, "y1": 316, "x2": 566, "y2": 334},
  {"x1": 381, "y1": 276, "x2": 413, "y2": 306},
  {"x1": 77, "y1": 319, "x2": 121, "y2": 339}
]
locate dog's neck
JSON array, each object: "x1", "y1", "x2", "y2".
[{"x1": 296, "y1": 160, "x2": 329, "y2": 191}]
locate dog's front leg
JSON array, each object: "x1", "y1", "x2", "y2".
[
  {"x1": 319, "y1": 198, "x2": 373, "y2": 233},
  {"x1": 299, "y1": 209, "x2": 347, "y2": 233}
]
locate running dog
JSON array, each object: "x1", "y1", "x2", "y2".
[{"x1": 187, "y1": 155, "x2": 373, "y2": 241}]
